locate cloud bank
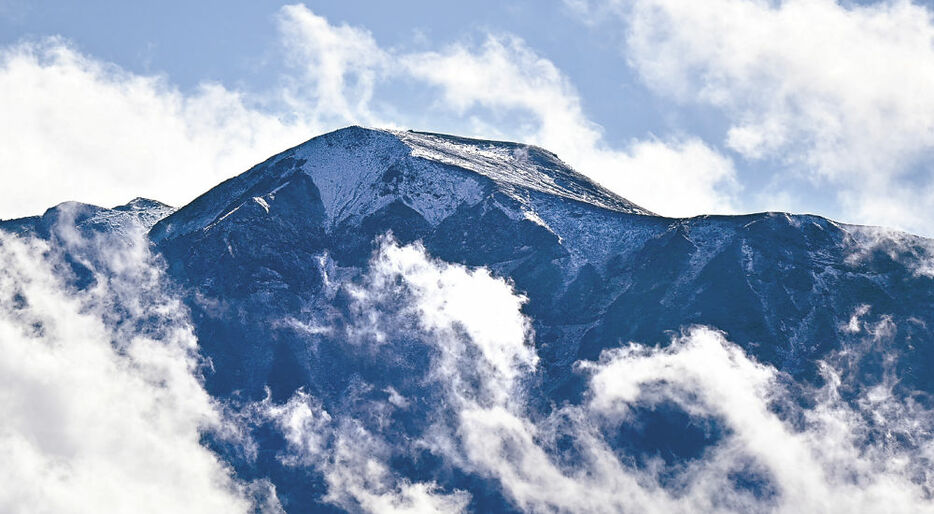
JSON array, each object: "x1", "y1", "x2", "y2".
[
  {"x1": 611, "y1": 0, "x2": 934, "y2": 233},
  {"x1": 0, "y1": 217, "x2": 278, "y2": 513},
  {"x1": 0, "y1": 39, "x2": 314, "y2": 219},
  {"x1": 7, "y1": 1, "x2": 934, "y2": 230}
]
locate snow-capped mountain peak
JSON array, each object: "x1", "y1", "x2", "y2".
[{"x1": 149, "y1": 126, "x2": 649, "y2": 245}]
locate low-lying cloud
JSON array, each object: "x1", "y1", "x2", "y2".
[
  {"x1": 0, "y1": 217, "x2": 279, "y2": 513},
  {"x1": 4, "y1": 221, "x2": 929, "y2": 512},
  {"x1": 254, "y1": 238, "x2": 934, "y2": 513}
]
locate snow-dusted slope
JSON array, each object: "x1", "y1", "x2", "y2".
[
  {"x1": 150, "y1": 126, "x2": 648, "y2": 244},
  {"x1": 145, "y1": 125, "x2": 934, "y2": 402},
  {"x1": 393, "y1": 129, "x2": 651, "y2": 215}
]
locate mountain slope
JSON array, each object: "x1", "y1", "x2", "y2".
[
  {"x1": 5, "y1": 126, "x2": 934, "y2": 512},
  {"x1": 149, "y1": 127, "x2": 934, "y2": 399},
  {"x1": 144, "y1": 127, "x2": 934, "y2": 511},
  {"x1": 2, "y1": 197, "x2": 173, "y2": 238}
]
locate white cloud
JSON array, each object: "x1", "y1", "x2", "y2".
[
  {"x1": 0, "y1": 39, "x2": 316, "y2": 220},
  {"x1": 576, "y1": 327, "x2": 934, "y2": 513},
  {"x1": 615, "y1": 0, "x2": 934, "y2": 232},
  {"x1": 321, "y1": 419, "x2": 471, "y2": 514},
  {"x1": 278, "y1": 4, "x2": 740, "y2": 216},
  {"x1": 402, "y1": 34, "x2": 740, "y2": 216},
  {"x1": 276, "y1": 5, "x2": 390, "y2": 125},
  {"x1": 0, "y1": 5, "x2": 741, "y2": 221},
  {"x1": 0, "y1": 5, "x2": 417, "y2": 221},
  {"x1": 12, "y1": 2, "x2": 934, "y2": 227},
  {"x1": 328, "y1": 239, "x2": 934, "y2": 513},
  {"x1": 600, "y1": 137, "x2": 739, "y2": 217},
  {"x1": 270, "y1": 238, "x2": 545, "y2": 509},
  {"x1": 2, "y1": 165, "x2": 927, "y2": 514},
  {"x1": 843, "y1": 224, "x2": 934, "y2": 277},
  {"x1": 356, "y1": 238, "x2": 538, "y2": 401},
  {"x1": 453, "y1": 326, "x2": 934, "y2": 513},
  {"x1": 0, "y1": 219, "x2": 278, "y2": 513}
]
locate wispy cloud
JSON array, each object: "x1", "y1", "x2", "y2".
[
  {"x1": 260, "y1": 390, "x2": 471, "y2": 513},
  {"x1": 401, "y1": 34, "x2": 740, "y2": 216},
  {"x1": 844, "y1": 224, "x2": 934, "y2": 278}
]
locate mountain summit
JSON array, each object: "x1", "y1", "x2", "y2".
[
  {"x1": 150, "y1": 126, "x2": 649, "y2": 242},
  {"x1": 4, "y1": 126, "x2": 934, "y2": 513}
]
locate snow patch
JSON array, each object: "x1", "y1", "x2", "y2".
[{"x1": 253, "y1": 196, "x2": 270, "y2": 214}]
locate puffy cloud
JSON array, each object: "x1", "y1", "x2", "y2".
[
  {"x1": 352, "y1": 238, "x2": 538, "y2": 401},
  {"x1": 596, "y1": 137, "x2": 739, "y2": 217},
  {"x1": 0, "y1": 218, "x2": 278, "y2": 512},
  {"x1": 278, "y1": 4, "x2": 740, "y2": 216},
  {"x1": 2, "y1": 174, "x2": 927, "y2": 514},
  {"x1": 0, "y1": 4, "x2": 740, "y2": 222},
  {"x1": 578, "y1": 328, "x2": 933, "y2": 513},
  {"x1": 13, "y1": 1, "x2": 934, "y2": 228},
  {"x1": 344, "y1": 239, "x2": 672, "y2": 511},
  {"x1": 452, "y1": 327, "x2": 934, "y2": 513},
  {"x1": 0, "y1": 39, "x2": 314, "y2": 220},
  {"x1": 402, "y1": 35, "x2": 601, "y2": 150},
  {"x1": 402, "y1": 34, "x2": 740, "y2": 216},
  {"x1": 611, "y1": 0, "x2": 934, "y2": 233},
  {"x1": 244, "y1": 237, "x2": 537, "y2": 512}
]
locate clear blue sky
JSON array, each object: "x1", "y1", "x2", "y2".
[{"x1": 2, "y1": 0, "x2": 934, "y2": 236}]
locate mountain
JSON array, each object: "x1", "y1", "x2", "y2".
[{"x1": 4, "y1": 126, "x2": 934, "y2": 513}]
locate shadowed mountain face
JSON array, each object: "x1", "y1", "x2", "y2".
[
  {"x1": 5, "y1": 126, "x2": 934, "y2": 512},
  {"x1": 149, "y1": 127, "x2": 934, "y2": 398}
]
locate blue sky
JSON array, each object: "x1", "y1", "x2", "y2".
[{"x1": 2, "y1": 0, "x2": 934, "y2": 235}]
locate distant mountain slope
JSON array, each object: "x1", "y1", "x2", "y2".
[{"x1": 2, "y1": 197, "x2": 173, "y2": 238}]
